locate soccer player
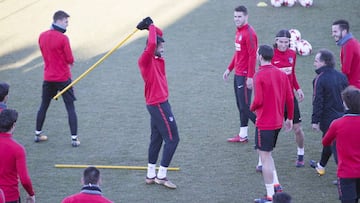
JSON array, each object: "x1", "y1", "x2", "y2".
[
  {"x1": 310, "y1": 49, "x2": 348, "y2": 177},
  {"x1": 0, "y1": 109, "x2": 36, "y2": 203},
  {"x1": 332, "y1": 20, "x2": 360, "y2": 89},
  {"x1": 61, "y1": 166, "x2": 113, "y2": 203},
  {"x1": 251, "y1": 45, "x2": 294, "y2": 203},
  {"x1": 136, "y1": 17, "x2": 180, "y2": 189},
  {"x1": 36, "y1": 10, "x2": 80, "y2": 147},
  {"x1": 0, "y1": 82, "x2": 9, "y2": 111},
  {"x1": 223, "y1": 5, "x2": 257, "y2": 143},
  {"x1": 322, "y1": 86, "x2": 360, "y2": 203}
]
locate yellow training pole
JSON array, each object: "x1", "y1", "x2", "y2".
[
  {"x1": 54, "y1": 164, "x2": 180, "y2": 171},
  {"x1": 53, "y1": 28, "x2": 139, "y2": 100}
]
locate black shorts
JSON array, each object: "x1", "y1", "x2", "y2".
[
  {"x1": 42, "y1": 79, "x2": 76, "y2": 102},
  {"x1": 284, "y1": 97, "x2": 301, "y2": 124},
  {"x1": 338, "y1": 178, "x2": 360, "y2": 201},
  {"x1": 254, "y1": 128, "x2": 281, "y2": 152}
]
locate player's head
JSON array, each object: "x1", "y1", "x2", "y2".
[
  {"x1": 234, "y1": 5, "x2": 248, "y2": 28},
  {"x1": 0, "y1": 109, "x2": 18, "y2": 133},
  {"x1": 274, "y1": 29, "x2": 291, "y2": 52},
  {"x1": 83, "y1": 166, "x2": 101, "y2": 185},
  {"x1": 0, "y1": 82, "x2": 9, "y2": 103},
  {"x1": 342, "y1": 86, "x2": 360, "y2": 114},
  {"x1": 314, "y1": 49, "x2": 335, "y2": 69},
  {"x1": 332, "y1": 19, "x2": 349, "y2": 42},
  {"x1": 155, "y1": 36, "x2": 165, "y2": 57},
  {"x1": 257, "y1": 45, "x2": 274, "y2": 63},
  {"x1": 53, "y1": 10, "x2": 70, "y2": 29},
  {"x1": 273, "y1": 192, "x2": 292, "y2": 203}
]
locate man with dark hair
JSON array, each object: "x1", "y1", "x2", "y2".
[
  {"x1": 0, "y1": 109, "x2": 36, "y2": 203},
  {"x1": 310, "y1": 49, "x2": 348, "y2": 178},
  {"x1": 136, "y1": 17, "x2": 179, "y2": 189},
  {"x1": 332, "y1": 19, "x2": 360, "y2": 88},
  {"x1": 223, "y1": 5, "x2": 257, "y2": 143},
  {"x1": 36, "y1": 10, "x2": 80, "y2": 146},
  {"x1": 323, "y1": 86, "x2": 360, "y2": 203},
  {"x1": 0, "y1": 82, "x2": 9, "y2": 111},
  {"x1": 251, "y1": 45, "x2": 294, "y2": 203},
  {"x1": 62, "y1": 166, "x2": 113, "y2": 203}
]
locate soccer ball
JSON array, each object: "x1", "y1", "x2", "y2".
[
  {"x1": 298, "y1": 0, "x2": 313, "y2": 7},
  {"x1": 283, "y1": 0, "x2": 296, "y2": 7},
  {"x1": 296, "y1": 39, "x2": 312, "y2": 56},
  {"x1": 270, "y1": 0, "x2": 284, "y2": 7},
  {"x1": 289, "y1": 29, "x2": 301, "y2": 42}
]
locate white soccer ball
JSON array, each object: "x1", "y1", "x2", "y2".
[
  {"x1": 270, "y1": 0, "x2": 284, "y2": 7},
  {"x1": 283, "y1": 0, "x2": 296, "y2": 7},
  {"x1": 298, "y1": 0, "x2": 313, "y2": 7},
  {"x1": 289, "y1": 29, "x2": 301, "y2": 42},
  {"x1": 296, "y1": 39, "x2": 312, "y2": 56}
]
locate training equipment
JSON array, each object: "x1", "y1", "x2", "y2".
[
  {"x1": 55, "y1": 164, "x2": 180, "y2": 171},
  {"x1": 296, "y1": 39, "x2": 312, "y2": 56},
  {"x1": 289, "y1": 28, "x2": 301, "y2": 41},
  {"x1": 257, "y1": 2, "x2": 268, "y2": 7},
  {"x1": 274, "y1": 184, "x2": 283, "y2": 193},
  {"x1": 270, "y1": 0, "x2": 283, "y2": 7},
  {"x1": 136, "y1": 17, "x2": 153, "y2": 30},
  {"x1": 283, "y1": 0, "x2": 296, "y2": 7},
  {"x1": 53, "y1": 28, "x2": 139, "y2": 100},
  {"x1": 227, "y1": 135, "x2": 248, "y2": 143},
  {"x1": 298, "y1": 0, "x2": 313, "y2": 7}
]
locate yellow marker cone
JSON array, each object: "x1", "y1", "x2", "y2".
[{"x1": 257, "y1": 2, "x2": 268, "y2": 7}]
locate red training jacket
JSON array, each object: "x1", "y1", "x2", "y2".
[
  {"x1": 227, "y1": 24, "x2": 258, "y2": 78},
  {"x1": 272, "y1": 48, "x2": 300, "y2": 92},
  {"x1": 138, "y1": 25, "x2": 168, "y2": 105},
  {"x1": 323, "y1": 115, "x2": 360, "y2": 178},
  {"x1": 340, "y1": 38, "x2": 360, "y2": 88},
  {"x1": 251, "y1": 64, "x2": 294, "y2": 130},
  {"x1": 39, "y1": 29, "x2": 74, "y2": 82},
  {"x1": 0, "y1": 133, "x2": 35, "y2": 202}
]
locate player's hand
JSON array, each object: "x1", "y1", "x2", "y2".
[
  {"x1": 26, "y1": 195, "x2": 35, "y2": 203},
  {"x1": 297, "y1": 89, "x2": 304, "y2": 102},
  {"x1": 223, "y1": 69, "x2": 230, "y2": 81},
  {"x1": 312, "y1": 123, "x2": 320, "y2": 131},
  {"x1": 284, "y1": 119, "x2": 293, "y2": 132},
  {"x1": 136, "y1": 17, "x2": 153, "y2": 30},
  {"x1": 246, "y1": 78, "x2": 253, "y2": 89}
]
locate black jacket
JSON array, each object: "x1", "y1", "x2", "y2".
[{"x1": 311, "y1": 66, "x2": 348, "y2": 131}]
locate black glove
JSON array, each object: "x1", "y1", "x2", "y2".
[{"x1": 136, "y1": 17, "x2": 153, "y2": 30}]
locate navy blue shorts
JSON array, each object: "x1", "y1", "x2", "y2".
[
  {"x1": 284, "y1": 97, "x2": 301, "y2": 124},
  {"x1": 338, "y1": 178, "x2": 360, "y2": 202},
  {"x1": 254, "y1": 128, "x2": 281, "y2": 152},
  {"x1": 42, "y1": 79, "x2": 76, "y2": 102}
]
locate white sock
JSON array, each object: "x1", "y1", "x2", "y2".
[
  {"x1": 297, "y1": 147, "x2": 304, "y2": 155},
  {"x1": 265, "y1": 183, "x2": 274, "y2": 198},
  {"x1": 35, "y1": 130, "x2": 42, "y2": 135},
  {"x1": 258, "y1": 156, "x2": 262, "y2": 166},
  {"x1": 71, "y1": 135, "x2": 78, "y2": 140},
  {"x1": 273, "y1": 170, "x2": 279, "y2": 185},
  {"x1": 157, "y1": 165, "x2": 167, "y2": 179},
  {"x1": 147, "y1": 163, "x2": 156, "y2": 178},
  {"x1": 239, "y1": 126, "x2": 248, "y2": 138}
]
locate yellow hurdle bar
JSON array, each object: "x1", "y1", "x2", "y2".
[
  {"x1": 54, "y1": 164, "x2": 180, "y2": 171},
  {"x1": 53, "y1": 28, "x2": 139, "y2": 100}
]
